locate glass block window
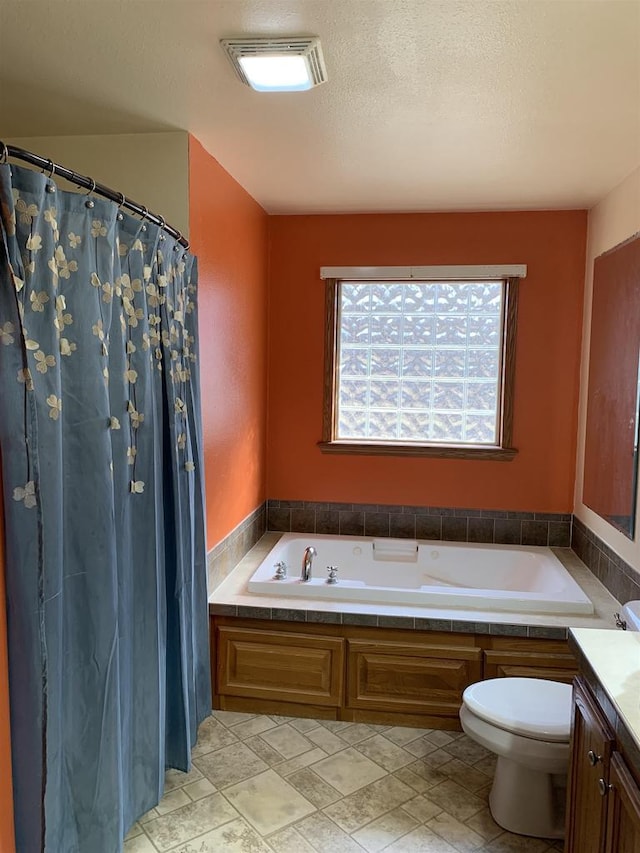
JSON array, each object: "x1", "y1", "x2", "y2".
[{"x1": 335, "y1": 281, "x2": 506, "y2": 446}]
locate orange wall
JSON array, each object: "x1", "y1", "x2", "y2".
[
  {"x1": 0, "y1": 509, "x2": 15, "y2": 851},
  {"x1": 267, "y1": 211, "x2": 587, "y2": 512},
  {"x1": 188, "y1": 136, "x2": 269, "y2": 547}
]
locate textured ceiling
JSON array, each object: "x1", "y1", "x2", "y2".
[{"x1": 0, "y1": 0, "x2": 639, "y2": 213}]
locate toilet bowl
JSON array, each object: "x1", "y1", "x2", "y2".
[{"x1": 460, "y1": 676, "x2": 573, "y2": 839}]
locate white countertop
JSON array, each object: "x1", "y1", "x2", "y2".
[
  {"x1": 571, "y1": 627, "x2": 640, "y2": 752},
  {"x1": 209, "y1": 533, "x2": 620, "y2": 631}
]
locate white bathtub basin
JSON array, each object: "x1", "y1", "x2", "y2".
[{"x1": 247, "y1": 534, "x2": 594, "y2": 615}]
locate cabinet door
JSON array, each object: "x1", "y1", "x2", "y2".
[
  {"x1": 217, "y1": 626, "x2": 344, "y2": 706},
  {"x1": 484, "y1": 637, "x2": 577, "y2": 683},
  {"x1": 565, "y1": 678, "x2": 615, "y2": 853},
  {"x1": 347, "y1": 637, "x2": 482, "y2": 718},
  {"x1": 605, "y1": 752, "x2": 640, "y2": 853}
]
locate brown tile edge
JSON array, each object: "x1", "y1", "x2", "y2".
[
  {"x1": 571, "y1": 517, "x2": 640, "y2": 605},
  {"x1": 208, "y1": 602, "x2": 568, "y2": 639}
]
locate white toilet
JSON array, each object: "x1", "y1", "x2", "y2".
[{"x1": 460, "y1": 676, "x2": 572, "y2": 839}]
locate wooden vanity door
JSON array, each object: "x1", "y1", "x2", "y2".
[
  {"x1": 566, "y1": 678, "x2": 615, "y2": 853},
  {"x1": 605, "y1": 752, "x2": 640, "y2": 853}
]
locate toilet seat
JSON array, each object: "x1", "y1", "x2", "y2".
[{"x1": 462, "y1": 677, "x2": 572, "y2": 742}]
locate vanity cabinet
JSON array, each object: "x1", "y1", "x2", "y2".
[
  {"x1": 211, "y1": 616, "x2": 577, "y2": 728},
  {"x1": 565, "y1": 677, "x2": 640, "y2": 853}
]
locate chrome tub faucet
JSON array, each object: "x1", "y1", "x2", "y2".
[{"x1": 301, "y1": 546, "x2": 317, "y2": 581}]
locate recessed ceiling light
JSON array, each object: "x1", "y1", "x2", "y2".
[{"x1": 221, "y1": 37, "x2": 327, "y2": 92}]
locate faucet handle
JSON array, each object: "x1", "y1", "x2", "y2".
[
  {"x1": 326, "y1": 565, "x2": 339, "y2": 585},
  {"x1": 273, "y1": 561, "x2": 288, "y2": 580}
]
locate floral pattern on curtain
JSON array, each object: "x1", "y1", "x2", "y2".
[{"x1": 0, "y1": 163, "x2": 211, "y2": 853}]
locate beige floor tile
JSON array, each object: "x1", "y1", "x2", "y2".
[
  {"x1": 269, "y1": 714, "x2": 295, "y2": 724},
  {"x1": 474, "y1": 754, "x2": 498, "y2": 777},
  {"x1": 223, "y1": 768, "x2": 316, "y2": 835},
  {"x1": 194, "y1": 741, "x2": 268, "y2": 788},
  {"x1": 312, "y1": 746, "x2": 387, "y2": 795},
  {"x1": 289, "y1": 717, "x2": 322, "y2": 734},
  {"x1": 286, "y1": 767, "x2": 342, "y2": 808},
  {"x1": 406, "y1": 759, "x2": 451, "y2": 790},
  {"x1": 230, "y1": 715, "x2": 279, "y2": 740},
  {"x1": 260, "y1": 722, "x2": 314, "y2": 758},
  {"x1": 427, "y1": 779, "x2": 486, "y2": 822},
  {"x1": 306, "y1": 725, "x2": 349, "y2": 755},
  {"x1": 164, "y1": 764, "x2": 204, "y2": 793},
  {"x1": 124, "y1": 833, "x2": 157, "y2": 853},
  {"x1": 166, "y1": 817, "x2": 274, "y2": 853},
  {"x1": 384, "y1": 726, "x2": 429, "y2": 747},
  {"x1": 393, "y1": 766, "x2": 435, "y2": 795},
  {"x1": 384, "y1": 824, "x2": 458, "y2": 852},
  {"x1": 267, "y1": 825, "x2": 318, "y2": 853},
  {"x1": 352, "y1": 807, "x2": 419, "y2": 853},
  {"x1": 443, "y1": 735, "x2": 492, "y2": 765},
  {"x1": 155, "y1": 788, "x2": 191, "y2": 815},
  {"x1": 403, "y1": 736, "x2": 440, "y2": 758},
  {"x1": 400, "y1": 794, "x2": 443, "y2": 823},
  {"x1": 439, "y1": 757, "x2": 493, "y2": 793},
  {"x1": 355, "y1": 734, "x2": 414, "y2": 772},
  {"x1": 425, "y1": 730, "x2": 458, "y2": 747},
  {"x1": 245, "y1": 733, "x2": 286, "y2": 765},
  {"x1": 465, "y1": 807, "x2": 503, "y2": 842},
  {"x1": 295, "y1": 811, "x2": 365, "y2": 853},
  {"x1": 183, "y1": 778, "x2": 216, "y2": 801},
  {"x1": 211, "y1": 710, "x2": 257, "y2": 726},
  {"x1": 274, "y1": 746, "x2": 329, "y2": 777},
  {"x1": 144, "y1": 793, "x2": 238, "y2": 852},
  {"x1": 427, "y1": 811, "x2": 486, "y2": 852},
  {"x1": 192, "y1": 716, "x2": 239, "y2": 757},
  {"x1": 333, "y1": 723, "x2": 376, "y2": 745},
  {"x1": 323, "y1": 774, "x2": 415, "y2": 833},
  {"x1": 484, "y1": 832, "x2": 552, "y2": 852}
]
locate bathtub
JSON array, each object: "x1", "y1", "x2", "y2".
[{"x1": 247, "y1": 534, "x2": 594, "y2": 615}]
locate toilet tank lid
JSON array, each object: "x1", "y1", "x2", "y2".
[{"x1": 462, "y1": 677, "x2": 573, "y2": 742}]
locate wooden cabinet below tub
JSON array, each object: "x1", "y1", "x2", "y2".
[
  {"x1": 483, "y1": 636, "x2": 578, "y2": 683},
  {"x1": 346, "y1": 633, "x2": 482, "y2": 727},
  {"x1": 210, "y1": 616, "x2": 577, "y2": 728},
  {"x1": 216, "y1": 624, "x2": 344, "y2": 715}
]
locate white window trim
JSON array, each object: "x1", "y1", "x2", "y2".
[{"x1": 320, "y1": 264, "x2": 527, "y2": 281}]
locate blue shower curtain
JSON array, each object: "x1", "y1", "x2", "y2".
[{"x1": 0, "y1": 163, "x2": 211, "y2": 852}]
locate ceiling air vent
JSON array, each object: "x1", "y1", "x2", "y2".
[{"x1": 220, "y1": 37, "x2": 328, "y2": 92}]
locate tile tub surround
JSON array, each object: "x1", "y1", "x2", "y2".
[
  {"x1": 571, "y1": 516, "x2": 640, "y2": 606},
  {"x1": 267, "y1": 500, "x2": 572, "y2": 548},
  {"x1": 207, "y1": 503, "x2": 266, "y2": 592},
  {"x1": 209, "y1": 533, "x2": 620, "y2": 638},
  {"x1": 125, "y1": 710, "x2": 565, "y2": 853}
]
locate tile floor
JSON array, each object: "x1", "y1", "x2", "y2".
[{"x1": 124, "y1": 712, "x2": 566, "y2": 853}]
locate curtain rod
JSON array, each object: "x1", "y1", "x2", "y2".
[{"x1": 0, "y1": 141, "x2": 189, "y2": 249}]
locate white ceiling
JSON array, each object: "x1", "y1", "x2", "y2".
[{"x1": 0, "y1": 0, "x2": 639, "y2": 214}]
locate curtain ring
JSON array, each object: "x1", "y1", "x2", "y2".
[
  {"x1": 157, "y1": 215, "x2": 166, "y2": 241},
  {"x1": 83, "y1": 178, "x2": 96, "y2": 208},
  {"x1": 116, "y1": 192, "x2": 126, "y2": 221},
  {"x1": 0, "y1": 142, "x2": 8, "y2": 165},
  {"x1": 173, "y1": 230, "x2": 183, "y2": 250},
  {"x1": 140, "y1": 206, "x2": 148, "y2": 232},
  {"x1": 44, "y1": 160, "x2": 57, "y2": 193}
]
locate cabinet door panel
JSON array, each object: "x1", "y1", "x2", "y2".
[
  {"x1": 605, "y1": 752, "x2": 640, "y2": 853},
  {"x1": 347, "y1": 639, "x2": 482, "y2": 716},
  {"x1": 566, "y1": 678, "x2": 615, "y2": 853},
  {"x1": 217, "y1": 626, "x2": 344, "y2": 706}
]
